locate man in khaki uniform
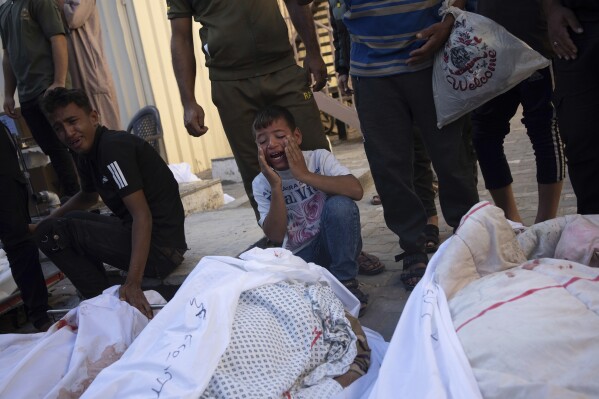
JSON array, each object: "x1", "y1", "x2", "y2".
[{"x1": 167, "y1": 0, "x2": 330, "y2": 216}]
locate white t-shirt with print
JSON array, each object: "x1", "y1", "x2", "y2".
[{"x1": 252, "y1": 149, "x2": 351, "y2": 253}]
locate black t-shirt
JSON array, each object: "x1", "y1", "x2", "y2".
[
  {"x1": 476, "y1": 0, "x2": 552, "y2": 58},
  {"x1": 563, "y1": 0, "x2": 599, "y2": 21},
  {"x1": 78, "y1": 126, "x2": 187, "y2": 249}
]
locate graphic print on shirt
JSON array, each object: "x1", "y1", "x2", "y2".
[
  {"x1": 107, "y1": 161, "x2": 128, "y2": 190},
  {"x1": 285, "y1": 183, "x2": 326, "y2": 252}
]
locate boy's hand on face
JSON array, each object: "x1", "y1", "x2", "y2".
[
  {"x1": 258, "y1": 146, "x2": 282, "y2": 188},
  {"x1": 285, "y1": 135, "x2": 309, "y2": 181}
]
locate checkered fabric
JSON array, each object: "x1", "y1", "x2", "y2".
[{"x1": 200, "y1": 281, "x2": 356, "y2": 398}]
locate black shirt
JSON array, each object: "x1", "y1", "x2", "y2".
[
  {"x1": 476, "y1": 0, "x2": 553, "y2": 58},
  {"x1": 563, "y1": 0, "x2": 599, "y2": 21},
  {"x1": 78, "y1": 126, "x2": 187, "y2": 249}
]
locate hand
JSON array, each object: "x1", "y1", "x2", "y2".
[
  {"x1": 284, "y1": 135, "x2": 310, "y2": 180},
  {"x1": 183, "y1": 102, "x2": 209, "y2": 137},
  {"x1": 303, "y1": 52, "x2": 328, "y2": 91},
  {"x1": 338, "y1": 74, "x2": 353, "y2": 96},
  {"x1": 407, "y1": 17, "x2": 454, "y2": 65},
  {"x1": 546, "y1": 4, "x2": 582, "y2": 60},
  {"x1": 257, "y1": 146, "x2": 282, "y2": 187},
  {"x1": 119, "y1": 282, "x2": 153, "y2": 319},
  {"x1": 45, "y1": 82, "x2": 65, "y2": 95},
  {"x1": 3, "y1": 97, "x2": 17, "y2": 119},
  {"x1": 28, "y1": 223, "x2": 38, "y2": 234}
]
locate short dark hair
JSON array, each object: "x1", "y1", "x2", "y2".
[
  {"x1": 252, "y1": 105, "x2": 296, "y2": 135},
  {"x1": 40, "y1": 87, "x2": 93, "y2": 116}
]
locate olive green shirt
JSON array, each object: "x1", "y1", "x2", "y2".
[
  {"x1": 0, "y1": 0, "x2": 67, "y2": 102},
  {"x1": 166, "y1": 0, "x2": 296, "y2": 81}
]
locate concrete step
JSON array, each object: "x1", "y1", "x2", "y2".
[{"x1": 179, "y1": 179, "x2": 224, "y2": 216}]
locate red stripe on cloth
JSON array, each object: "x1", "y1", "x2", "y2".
[
  {"x1": 456, "y1": 202, "x2": 491, "y2": 232},
  {"x1": 456, "y1": 274, "x2": 599, "y2": 332}
]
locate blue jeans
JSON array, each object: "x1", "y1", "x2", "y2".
[{"x1": 295, "y1": 196, "x2": 362, "y2": 282}]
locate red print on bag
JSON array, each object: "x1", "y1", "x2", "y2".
[{"x1": 443, "y1": 17, "x2": 496, "y2": 91}]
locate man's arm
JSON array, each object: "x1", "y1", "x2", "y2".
[
  {"x1": 285, "y1": 135, "x2": 363, "y2": 200},
  {"x1": 543, "y1": 0, "x2": 582, "y2": 60},
  {"x1": 2, "y1": 49, "x2": 18, "y2": 118},
  {"x1": 257, "y1": 147, "x2": 288, "y2": 244},
  {"x1": 170, "y1": 17, "x2": 209, "y2": 137},
  {"x1": 329, "y1": 5, "x2": 352, "y2": 96},
  {"x1": 47, "y1": 34, "x2": 68, "y2": 93},
  {"x1": 285, "y1": 0, "x2": 327, "y2": 91},
  {"x1": 30, "y1": 191, "x2": 99, "y2": 232},
  {"x1": 119, "y1": 189, "x2": 154, "y2": 319},
  {"x1": 407, "y1": 0, "x2": 466, "y2": 65},
  {"x1": 50, "y1": 191, "x2": 99, "y2": 218}
]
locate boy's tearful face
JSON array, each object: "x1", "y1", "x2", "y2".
[
  {"x1": 255, "y1": 117, "x2": 302, "y2": 171},
  {"x1": 49, "y1": 103, "x2": 99, "y2": 155}
]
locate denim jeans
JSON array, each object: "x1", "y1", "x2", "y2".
[
  {"x1": 295, "y1": 195, "x2": 362, "y2": 282},
  {"x1": 35, "y1": 211, "x2": 185, "y2": 299}
]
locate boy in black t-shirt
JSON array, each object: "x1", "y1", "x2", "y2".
[{"x1": 33, "y1": 88, "x2": 187, "y2": 318}]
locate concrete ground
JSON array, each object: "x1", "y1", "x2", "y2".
[{"x1": 0, "y1": 108, "x2": 576, "y2": 339}]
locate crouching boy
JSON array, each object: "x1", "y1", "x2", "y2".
[
  {"x1": 252, "y1": 105, "x2": 368, "y2": 313},
  {"x1": 33, "y1": 88, "x2": 187, "y2": 318}
]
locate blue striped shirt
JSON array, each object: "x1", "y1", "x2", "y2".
[{"x1": 343, "y1": 0, "x2": 443, "y2": 77}]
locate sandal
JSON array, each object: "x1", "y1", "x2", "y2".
[
  {"x1": 423, "y1": 224, "x2": 440, "y2": 253},
  {"x1": 370, "y1": 194, "x2": 382, "y2": 205},
  {"x1": 342, "y1": 279, "x2": 369, "y2": 316},
  {"x1": 357, "y1": 251, "x2": 386, "y2": 275},
  {"x1": 395, "y1": 252, "x2": 428, "y2": 291}
]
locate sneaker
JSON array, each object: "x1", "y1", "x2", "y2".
[{"x1": 342, "y1": 279, "x2": 369, "y2": 316}]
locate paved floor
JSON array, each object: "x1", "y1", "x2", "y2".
[{"x1": 0, "y1": 108, "x2": 576, "y2": 338}]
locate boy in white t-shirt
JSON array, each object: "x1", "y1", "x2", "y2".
[{"x1": 252, "y1": 105, "x2": 368, "y2": 313}]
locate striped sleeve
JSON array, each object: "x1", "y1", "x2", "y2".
[
  {"x1": 107, "y1": 161, "x2": 129, "y2": 190},
  {"x1": 101, "y1": 138, "x2": 144, "y2": 197},
  {"x1": 343, "y1": 0, "x2": 442, "y2": 77}
]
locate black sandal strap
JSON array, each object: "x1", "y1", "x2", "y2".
[{"x1": 395, "y1": 252, "x2": 428, "y2": 269}]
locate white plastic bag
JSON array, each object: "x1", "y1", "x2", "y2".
[
  {"x1": 432, "y1": 3, "x2": 550, "y2": 128},
  {"x1": 168, "y1": 162, "x2": 200, "y2": 183}
]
